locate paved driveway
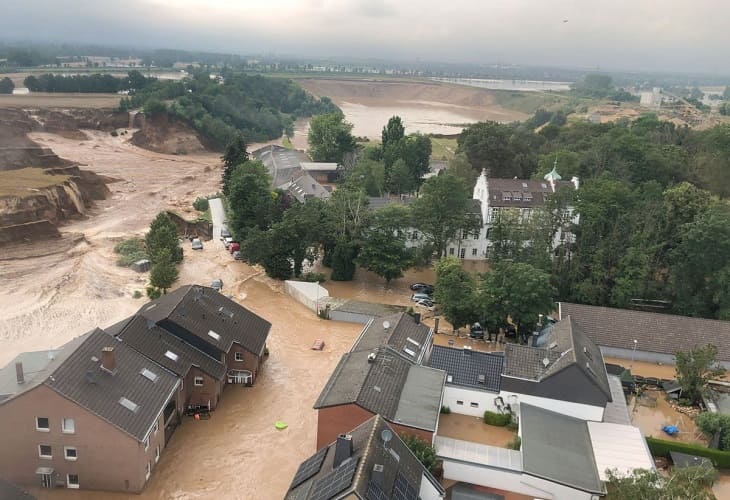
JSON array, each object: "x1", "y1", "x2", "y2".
[{"x1": 209, "y1": 197, "x2": 225, "y2": 239}]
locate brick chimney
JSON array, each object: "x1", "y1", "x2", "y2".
[
  {"x1": 15, "y1": 362, "x2": 24, "y2": 384},
  {"x1": 101, "y1": 347, "x2": 116, "y2": 373}
]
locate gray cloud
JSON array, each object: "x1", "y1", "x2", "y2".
[{"x1": 0, "y1": 0, "x2": 728, "y2": 74}]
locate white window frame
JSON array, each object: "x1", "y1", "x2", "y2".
[
  {"x1": 36, "y1": 416, "x2": 50, "y2": 432},
  {"x1": 155, "y1": 445, "x2": 160, "y2": 463},
  {"x1": 67, "y1": 474, "x2": 79, "y2": 489},
  {"x1": 64, "y1": 446, "x2": 78, "y2": 461},
  {"x1": 39, "y1": 444, "x2": 52, "y2": 459},
  {"x1": 194, "y1": 376, "x2": 204, "y2": 387},
  {"x1": 144, "y1": 435, "x2": 150, "y2": 452},
  {"x1": 472, "y1": 248, "x2": 477, "y2": 256},
  {"x1": 145, "y1": 461, "x2": 151, "y2": 480},
  {"x1": 152, "y1": 421, "x2": 159, "y2": 435},
  {"x1": 234, "y1": 352, "x2": 244, "y2": 362},
  {"x1": 62, "y1": 417, "x2": 75, "y2": 434}
]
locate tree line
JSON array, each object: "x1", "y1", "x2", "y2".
[{"x1": 24, "y1": 70, "x2": 153, "y2": 93}]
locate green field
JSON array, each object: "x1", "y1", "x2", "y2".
[
  {"x1": 491, "y1": 89, "x2": 574, "y2": 114},
  {"x1": 430, "y1": 137, "x2": 458, "y2": 161}
]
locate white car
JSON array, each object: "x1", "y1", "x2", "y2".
[
  {"x1": 191, "y1": 238, "x2": 203, "y2": 250},
  {"x1": 223, "y1": 237, "x2": 233, "y2": 249},
  {"x1": 411, "y1": 293, "x2": 432, "y2": 302}
]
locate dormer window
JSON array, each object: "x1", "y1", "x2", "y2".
[
  {"x1": 502, "y1": 192, "x2": 512, "y2": 201},
  {"x1": 513, "y1": 192, "x2": 522, "y2": 201},
  {"x1": 524, "y1": 192, "x2": 533, "y2": 201}
]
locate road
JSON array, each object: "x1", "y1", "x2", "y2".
[{"x1": 209, "y1": 197, "x2": 225, "y2": 239}]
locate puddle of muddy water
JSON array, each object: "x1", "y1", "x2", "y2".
[
  {"x1": 438, "y1": 413, "x2": 517, "y2": 448},
  {"x1": 630, "y1": 389, "x2": 705, "y2": 445}
]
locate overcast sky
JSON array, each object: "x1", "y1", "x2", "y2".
[{"x1": 2, "y1": 0, "x2": 728, "y2": 74}]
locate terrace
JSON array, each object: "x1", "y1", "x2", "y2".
[{"x1": 437, "y1": 412, "x2": 517, "y2": 449}]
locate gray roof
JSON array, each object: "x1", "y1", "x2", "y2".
[
  {"x1": 428, "y1": 346, "x2": 503, "y2": 393},
  {"x1": 559, "y1": 302, "x2": 730, "y2": 363},
  {"x1": 314, "y1": 347, "x2": 445, "y2": 432},
  {"x1": 670, "y1": 451, "x2": 714, "y2": 469},
  {"x1": 351, "y1": 313, "x2": 433, "y2": 364},
  {"x1": 45, "y1": 328, "x2": 179, "y2": 441},
  {"x1": 300, "y1": 162, "x2": 339, "y2": 172},
  {"x1": 278, "y1": 172, "x2": 331, "y2": 203},
  {"x1": 115, "y1": 314, "x2": 226, "y2": 380},
  {"x1": 138, "y1": 285, "x2": 271, "y2": 356},
  {"x1": 506, "y1": 317, "x2": 612, "y2": 401},
  {"x1": 0, "y1": 478, "x2": 35, "y2": 500},
  {"x1": 286, "y1": 414, "x2": 444, "y2": 500},
  {"x1": 602, "y1": 375, "x2": 631, "y2": 425},
  {"x1": 330, "y1": 299, "x2": 405, "y2": 317},
  {"x1": 488, "y1": 177, "x2": 574, "y2": 208},
  {"x1": 520, "y1": 404, "x2": 604, "y2": 495},
  {"x1": 252, "y1": 144, "x2": 309, "y2": 187}
]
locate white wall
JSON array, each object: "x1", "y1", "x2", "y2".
[
  {"x1": 419, "y1": 474, "x2": 444, "y2": 500},
  {"x1": 443, "y1": 385, "x2": 604, "y2": 422},
  {"x1": 441, "y1": 459, "x2": 594, "y2": 500}
]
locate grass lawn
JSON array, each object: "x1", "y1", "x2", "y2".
[
  {"x1": 0, "y1": 168, "x2": 69, "y2": 198},
  {"x1": 430, "y1": 137, "x2": 458, "y2": 161}
]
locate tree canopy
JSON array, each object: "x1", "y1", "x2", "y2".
[
  {"x1": 675, "y1": 345, "x2": 726, "y2": 405},
  {"x1": 308, "y1": 112, "x2": 356, "y2": 164},
  {"x1": 221, "y1": 135, "x2": 249, "y2": 196},
  {"x1": 227, "y1": 160, "x2": 275, "y2": 242},
  {"x1": 434, "y1": 257, "x2": 478, "y2": 331},
  {"x1": 357, "y1": 205, "x2": 414, "y2": 283}
]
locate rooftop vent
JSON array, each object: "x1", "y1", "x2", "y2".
[
  {"x1": 382, "y1": 321, "x2": 390, "y2": 330},
  {"x1": 90, "y1": 356, "x2": 99, "y2": 363},
  {"x1": 446, "y1": 375, "x2": 453, "y2": 383},
  {"x1": 478, "y1": 374, "x2": 486, "y2": 385},
  {"x1": 373, "y1": 385, "x2": 382, "y2": 393},
  {"x1": 367, "y1": 352, "x2": 377, "y2": 363},
  {"x1": 548, "y1": 342, "x2": 558, "y2": 349},
  {"x1": 542, "y1": 357, "x2": 550, "y2": 368}
]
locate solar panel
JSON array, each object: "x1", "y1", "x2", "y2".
[
  {"x1": 392, "y1": 473, "x2": 419, "y2": 500},
  {"x1": 309, "y1": 457, "x2": 359, "y2": 500},
  {"x1": 365, "y1": 480, "x2": 388, "y2": 500},
  {"x1": 290, "y1": 447, "x2": 328, "y2": 490}
]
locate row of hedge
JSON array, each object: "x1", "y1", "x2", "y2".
[{"x1": 646, "y1": 436, "x2": 730, "y2": 468}]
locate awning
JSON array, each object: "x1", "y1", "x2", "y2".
[{"x1": 35, "y1": 467, "x2": 54, "y2": 475}]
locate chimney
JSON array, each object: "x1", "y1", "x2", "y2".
[
  {"x1": 434, "y1": 317, "x2": 440, "y2": 334},
  {"x1": 15, "y1": 362, "x2": 24, "y2": 384},
  {"x1": 101, "y1": 347, "x2": 116, "y2": 373},
  {"x1": 413, "y1": 313, "x2": 421, "y2": 325},
  {"x1": 333, "y1": 434, "x2": 353, "y2": 468}
]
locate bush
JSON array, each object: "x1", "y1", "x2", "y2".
[
  {"x1": 110, "y1": 130, "x2": 118, "y2": 137},
  {"x1": 193, "y1": 197, "x2": 209, "y2": 211},
  {"x1": 132, "y1": 290, "x2": 143, "y2": 299},
  {"x1": 146, "y1": 286, "x2": 162, "y2": 300},
  {"x1": 114, "y1": 238, "x2": 147, "y2": 267},
  {"x1": 483, "y1": 411, "x2": 512, "y2": 426},
  {"x1": 507, "y1": 436, "x2": 521, "y2": 450},
  {"x1": 646, "y1": 436, "x2": 730, "y2": 468},
  {"x1": 299, "y1": 272, "x2": 326, "y2": 283},
  {"x1": 695, "y1": 412, "x2": 730, "y2": 450},
  {"x1": 440, "y1": 405, "x2": 451, "y2": 414}
]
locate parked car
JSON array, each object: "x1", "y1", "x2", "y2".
[
  {"x1": 410, "y1": 283, "x2": 434, "y2": 293},
  {"x1": 411, "y1": 293, "x2": 433, "y2": 302},
  {"x1": 469, "y1": 322, "x2": 485, "y2": 339},
  {"x1": 211, "y1": 279, "x2": 223, "y2": 292},
  {"x1": 223, "y1": 237, "x2": 233, "y2": 249},
  {"x1": 229, "y1": 242, "x2": 240, "y2": 254},
  {"x1": 416, "y1": 299, "x2": 435, "y2": 311},
  {"x1": 191, "y1": 238, "x2": 203, "y2": 250},
  {"x1": 232, "y1": 250, "x2": 243, "y2": 260},
  {"x1": 221, "y1": 226, "x2": 231, "y2": 239}
]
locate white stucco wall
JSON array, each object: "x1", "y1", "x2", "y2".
[
  {"x1": 442, "y1": 386, "x2": 498, "y2": 417},
  {"x1": 441, "y1": 459, "x2": 595, "y2": 500},
  {"x1": 419, "y1": 474, "x2": 444, "y2": 500}
]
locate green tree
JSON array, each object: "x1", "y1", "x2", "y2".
[
  {"x1": 331, "y1": 238, "x2": 358, "y2": 281},
  {"x1": 267, "y1": 199, "x2": 328, "y2": 277},
  {"x1": 605, "y1": 466, "x2": 716, "y2": 500},
  {"x1": 308, "y1": 112, "x2": 355, "y2": 163},
  {"x1": 358, "y1": 205, "x2": 414, "y2": 283},
  {"x1": 143, "y1": 98, "x2": 167, "y2": 116},
  {"x1": 145, "y1": 212, "x2": 182, "y2": 265},
  {"x1": 227, "y1": 160, "x2": 274, "y2": 241},
  {"x1": 0, "y1": 77, "x2": 14, "y2": 94},
  {"x1": 675, "y1": 345, "x2": 726, "y2": 405},
  {"x1": 479, "y1": 261, "x2": 555, "y2": 341},
  {"x1": 346, "y1": 158, "x2": 386, "y2": 197},
  {"x1": 434, "y1": 257, "x2": 478, "y2": 332},
  {"x1": 448, "y1": 153, "x2": 478, "y2": 192},
  {"x1": 411, "y1": 173, "x2": 476, "y2": 259},
  {"x1": 149, "y1": 249, "x2": 179, "y2": 293},
  {"x1": 401, "y1": 434, "x2": 437, "y2": 474},
  {"x1": 387, "y1": 158, "x2": 413, "y2": 195},
  {"x1": 457, "y1": 121, "x2": 537, "y2": 179},
  {"x1": 221, "y1": 135, "x2": 249, "y2": 196},
  {"x1": 381, "y1": 115, "x2": 405, "y2": 150}
]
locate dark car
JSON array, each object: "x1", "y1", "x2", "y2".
[
  {"x1": 211, "y1": 279, "x2": 223, "y2": 292},
  {"x1": 232, "y1": 250, "x2": 243, "y2": 260},
  {"x1": 410, "y1": 283, "x2": 434, "y2": 294},
  {"x1": 469, "y1": 322, "x2": 484, "y2": 339},
  {"x1": 221, "y1": 226, "x2": 231, "y2": 239}
]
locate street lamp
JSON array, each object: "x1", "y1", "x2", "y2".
[{"x1": 630, "y1": 339, "x2": 638, "y2": 368}]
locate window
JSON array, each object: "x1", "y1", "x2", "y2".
[
  {"x1": 39, "y1": 444, "x2": 52, "y2": 459},
  {"x1": 513, "y1": 192, "x2": 522, "y2": 201},
  {"x1": 145, "y1": 462, "x2": 151, "y2": 480},
  {"x1": 502, "y1": 192, "x2": 512, "y2": 201},
  {"x1": 144, "y1": 435, "x2": 149, "y2": 452},
  {"x1": 473, "y1": 231, "x2": 479, "y2": 240},
  {"x1": 64, "y1": 446, "x2": 77, "y2": 461},
  {"x1": 456, "y1": 400, "x2": 464, "y2": 405},
  {"x1": 194, "y1": 376, "x2": 204, "y2": 387},
  {"x1": 140, "y1": 368, "x2": 159, "y2": 382},
  {"x1": 207, "y1": 330, "x2": 221, "y2": 341},
  {"x1": 67, "y1": 474, "x2": 79, "y2": 489},
  {"x1": 460, "y1": 248, "x2": 466, "y2": 259},
  {"x1": 164, "y1": 350, "x2": 179, "y2": 362},
  {"x1": 62, "y1": 417, "x2": 75, "y2": 434},
  {"x1": 152, "y1": 422, "x2": 159, "y2": 435},
  {"x1": 234, "y1": 352, "x2": 244, "y2": 362},
  {"x1": 36, "y1": 417, "x2": 50, "y2": 432},
  {"x1": 155, "y1": 445, "x2": 160, "y2": 463},
  {"x1": 472, "y1": 248, "x2": 477, "y2": 256},
  {"x1": 470, "y1": 402, "x2": 479, "y2": 408},
  {"x1": 449, "y1": 248, "x2": 454, "y2": 255},
  {"x1": 119, "y1": 397, "x2": 140, "y2": 413}
]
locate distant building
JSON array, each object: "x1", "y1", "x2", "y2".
[
  {"x1": 286, "y1": 415, "x2": 444, "y2": 500},
  {"x1": 299, "y1": 162, "x2": 340, "y2": 184}
]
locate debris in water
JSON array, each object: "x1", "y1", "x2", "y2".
[{"x1": 275, "y1": 421, "x2": 288, "y2": 430}]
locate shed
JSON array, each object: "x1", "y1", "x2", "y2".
[
  {"x1": 131, "y1": 259, "x2": 150, "y2": 272},
  {"x1": 669, "y1": 451, "x2": 714, "y2": 469}
]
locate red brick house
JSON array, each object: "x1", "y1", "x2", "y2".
[
  {"x1": 313, "y1": 346, "x2": 446, "y2": 449},
  {"x1": 136, "y1": 285, "x2": 271, "y2": 385},
  {"x1": 0, "y1": 329, "x2": 181, "y2": 493}
]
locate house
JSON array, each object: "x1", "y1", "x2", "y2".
[
  {"x1": 558, "y1": 302, "x2": 730, "y2": 368},
  {"x1": 350, "y1": 312, "x2": 434, "y2": 364},
  {"x1": 313, "y1": 346, "x2": 446, "y2": 449},
  {"x1": 0, "y1": 329, "x2": 181, "y2": 493},
  {"x1": 436, "y1": 403, "x2": 654, "y2": 500},
  {"x1": 299, "y1": 162, "x2": 340, "y2": 183},
  {"x1": 253, "y1": 145, "x2": 309, "y2": 188},
  {"x1": 112, "y1": 314, "x2": 227, "y2": 409},
  {"x1": 286, "y1": 415, "x2": 444, "y2": 500},
  {"x1": 278, "y1": 171, "x2": 331, "y2": 203},
  {"x1": 136, "y1": 285, "x2": 271, "y2": 383}
]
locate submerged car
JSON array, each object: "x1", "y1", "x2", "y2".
[
  {"x1": 416, "y1": 299, "x2": 435, "y2": 310},
  {"x1": 232, "y1": 250, "x2": 243, "y2": 260},
  {"x1": 411, "y1": 293, "x2": 433, "y2": 302},
  {"x1": 191, "y1": 238, "x2": 203, "y2": 250},
  {"x1": 211, "y1": 279, "x2": 223, "y2": 292},
  {"x1": 221, "y1": 226, "x2": 231, "y2": 239},
  {"x1": 410, "y1": 283, "x2": 434, "y2": 294},
  {"x1": 469, "y1": 322, "x2": 485, "y2": 339}
]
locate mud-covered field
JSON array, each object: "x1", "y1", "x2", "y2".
[{"x1": 0, "y1": 93, "x2": 121, "y2": 108}]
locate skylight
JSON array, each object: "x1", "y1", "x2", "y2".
[
  {"x1": 208, "y1": 330, "x2": 221, "y2": 341},
  {"x1": 145, "y1": 303, "x2": 157, "y2": 311},
  {"x1": 119, "y1": 397, "x2": 140, "y2": 413},
  {"x1": 406, "y1": 337, "x2": 421, "y2": 347},
  {"x1": 140, "y1": 368, "x2": 159, "y2": 382},
  {"x1": 164, "y1": 350, "x2": 179, "y2": 362},
  {"x1": 403, "y1": 347, "x2": 416, "y2": 357}
]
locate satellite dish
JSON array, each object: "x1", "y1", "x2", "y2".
[
  {"x1": 382, "y1": 321, "x2": 390, "y2": 330},
  {"x1": 542, "y1": 357, "x2": 550, "y2": 367},
  {"x1": 381, "y1": 429, "x2": 393, "y2": 445}
]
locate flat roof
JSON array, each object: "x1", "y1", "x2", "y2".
[
  {"x1": 587, "y1": 421, "x2": 656, "y2": 480},
  {"x1": 602, "y1": 375, "x2": 632, "y2": 425},
  {"x1": 434, "y1": 436, "x2": 522, "y2": 471},
  {"x1": 394, "y1": 364, "x2": 446, "y2": 431},
  {"x1": 300, "y1": 162, "x2": 339, "y2": 172}
]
